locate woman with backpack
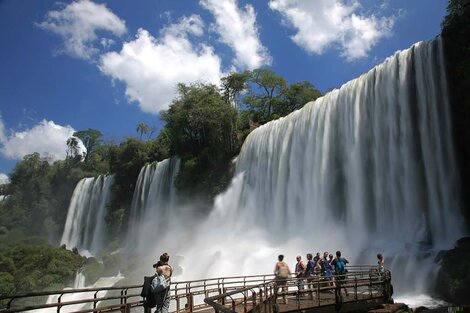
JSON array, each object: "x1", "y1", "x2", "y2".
[{"x1": 155, "y1": 253, "x2": 173, "y2": 313}]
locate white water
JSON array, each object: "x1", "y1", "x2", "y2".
[
  {"x1": 125, "y1": 158, "x2": 180, "y2": 253},
  {"x1": 60, "y1": 175, "x2": 114, "y2": 257},
  {"x1": 135, "y1": 38, "x2": 465, "y2": 299},
  {"x1": 394, "y1": 294, "x2": 450, "y2": 309}
]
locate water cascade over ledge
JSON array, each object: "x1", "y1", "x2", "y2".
[
  {"x1": 61, "y1": 175, "x2": 114, "y2": 257},
  {"x1": 126, "y1": 158, "x2": 180, "y2": 253},
  {"x1": 171, "y1": 37, "x2": 465, "y2": 295}
]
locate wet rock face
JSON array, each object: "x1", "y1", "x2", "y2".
[{"x1": 436, "y1": 237, "x2": 470, "y2": 305}]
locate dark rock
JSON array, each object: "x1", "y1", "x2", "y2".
[
  {"x1": 414, "y1": 306, "x2": 428, "y2": 313},
  {"x1": 435, "y1": 237, "x2": 470, "y2": 305},
  {"x1": 456, "y1": 237, "x2": 470, "y2": 249}
]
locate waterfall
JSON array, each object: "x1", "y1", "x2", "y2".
[
  {"x1": 170, "y1": 37, "x2": 465, "y2": 295},
  {"x1": 61, "y1": 175, "x2": 114, "y2": 257},
  {"x1": 126, "y1": 158, "x2": 180, "y2": 253},
  {"x1": 233, "y1": 38, "x2": 462, "y2": 246}
]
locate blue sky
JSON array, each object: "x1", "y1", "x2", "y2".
[{"x1": 0, "y1": 0, "x2": 448, "y2": 181}]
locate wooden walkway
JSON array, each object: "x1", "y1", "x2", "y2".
[{"x1": 0, "y1": 266, "x2": 393, "y2": 313}]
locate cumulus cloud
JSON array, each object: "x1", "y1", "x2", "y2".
[
  {"x1": 37, "y1": 0, "x2": 127, "y2": 60},
  {"x1": 269, "y1": 0, "x2": 395, "y2": 61},
  {"x1": 99, "y1": 15, "x2": 224, "y2": 115},
  {"x1": 0, "y1": 120, "x2": 83, "y2": 162},
  {"x1": 0, "y1": 113, "x2": 6, "y2": 143},
  {"x1": 200, "y1": 0, "x2": 271, "y2": 69},
  {"x1": 0, "y1": 173, "x2": 9, "y2": 185}
]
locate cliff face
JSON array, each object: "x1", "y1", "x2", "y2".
[
  {"x1": 437, "y1": 1, "x2": 470, "y2": 303},
  {"x1": 436, "y1": 237, "x2": 470, "y2": 304},
  {"x1": 442, "y1": 0, "x2": 470, "y2": 224}
]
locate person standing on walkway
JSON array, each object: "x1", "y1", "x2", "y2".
[
  {"x1": 377, "y1": 253, "x2": 384, "y2": 273},
  {"x1": 331, "y1": 251, "x2": 349, "y2": 298},
  {"x1": 274, "y1": 255, "x2": 291, "y2": 304},
  {"x1": 295, "y1": 255, "x2": 306, "y2": 292},
  {"x1": 155, "y1": 253, "x2": 173, "y2": 313},
  {"x1": 305, "y1": 253, "x2": 317, "y2": 300},
  {"x1": 322, "y1": 252, "x2": 334, "y2": 288}
]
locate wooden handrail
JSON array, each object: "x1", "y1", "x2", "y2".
[{"x1": 0, "y1": 266, "x2": 390, "y2": 313}]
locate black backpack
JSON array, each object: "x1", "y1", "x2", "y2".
[{"x1": 141, "y1": 275, "x2": 157, "y2": 308}]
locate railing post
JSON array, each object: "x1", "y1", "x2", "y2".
[
  {"x1": 355, "y1": 276, "x2": 358, "y2": 301},
  {"x1": 57, "y1": 294, "x2": 63, "y2": 313},
  {"x1": 94, "y1": 291, "x2": 99, "y2": 309},
  {"x1": 317, "y1": 278, "x2": 320, "y2": 306},
  {"x1": 189, "y1": 292, "x2": 194, "y2": 312}
]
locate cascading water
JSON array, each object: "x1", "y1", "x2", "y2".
[
  {"x1": 61, "y1": 175, "x2": 114, "y2": 258},
  {"x1": 126, "y1": 158, "x2": 180, "y2": 253},
  {"x1": 160, "y1": 37, "x2": 465, "y2": 297}
]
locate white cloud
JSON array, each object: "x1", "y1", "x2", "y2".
[
  {"x1": 268, "y1": 0, "x2": 395, "y2": 61},
  {"x1": 0, "y1": 113, "x2": 6, "y2": 143},
  {"x1": 0, "y1": 173, "x2": 9, "y2": 185},
  {"x1": 99, "y1": 15, "x2": 224, "y2": 115},
  {"x1": 200, "y1": 0, "x2": 271, "y2": 69},
  {"x1": 0, "y1": 120, "x2": 81, "y2": 162},
  {"x1": 37, "y1": 0, "x2": 127, "y2": 60}
]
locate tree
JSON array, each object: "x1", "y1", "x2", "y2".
[
  {"x1": 136, "y1": 123, "x2": 149, "y2": 139},
  {"x1": 161, "y1": 83, "x2": 237, "y2": 157},
  {"x1": 220, "y1": 71, "x2": 250, "y2": 110},
  {"x1": 66, "y1": 137, "x2": 82, "y2": 159},
  {"x1": 243, "y1": 69, "x2": 287, "y2": 122},
  {"x1": 160, "y1": 82, "x2": 237, "y2": 198},
  {"x1": 282, "y1": 81, "x2": 322, "y2": 114},
  {"x1": 73, "y1": 129, "x2": 102, "y2": 163}
]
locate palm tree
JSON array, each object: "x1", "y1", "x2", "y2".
[
  {"x1": 136, "y1": 122, "x2": 149, "y2": 139},
  {"x1": 66, "y1": 137, "x2": 80, "y2": 158}
]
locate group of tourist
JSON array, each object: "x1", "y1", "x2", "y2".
[
  {"x1": 273, "y1": 251, "x2": 385, "y2": 303},
  {"x1": 144, "y1": 251, "x2": 385, "y2": 310}
]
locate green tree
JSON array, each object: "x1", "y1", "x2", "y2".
[
  {"x1": 282, "y1": 81, "x2": 322, "y2": 114},
  {"x1": 136, "y1": 122, "x2": 149, "y2": 139},
  {"x1": 66, "y1": 137, "x2": 82, "y2": 159},
  {"x1": 73, "y1": 129, "x2": 102, "y2": 163},
  {"x1": 221, "y1": 71, "x2": 250, "y2": 110},
  {"x1": 243, "y1": 69, "x2": 287, "y2": 122},
  {"x1": 160, "y1": 82, "x2": 237, "y2": 198}
]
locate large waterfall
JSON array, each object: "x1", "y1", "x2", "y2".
[
  {"x1": 58, "y1": 38, "x2": 465, "y2": 299},
  {"x1": 163, "y1": 37, "x2": 465, "y2": 296},
  {"x1": 61, "y1": 175, "x2": 114, "y2": 257},
  {"x1": 126, "y1": 158, "x2": 180, "y2": 253}
]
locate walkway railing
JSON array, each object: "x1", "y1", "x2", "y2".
[
  {"x1": 204, "y1": 266, "x2": 392, "y2": 313},
  {"x1": 0, "y1": 266, "x2": 392, "y2": 313}
]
